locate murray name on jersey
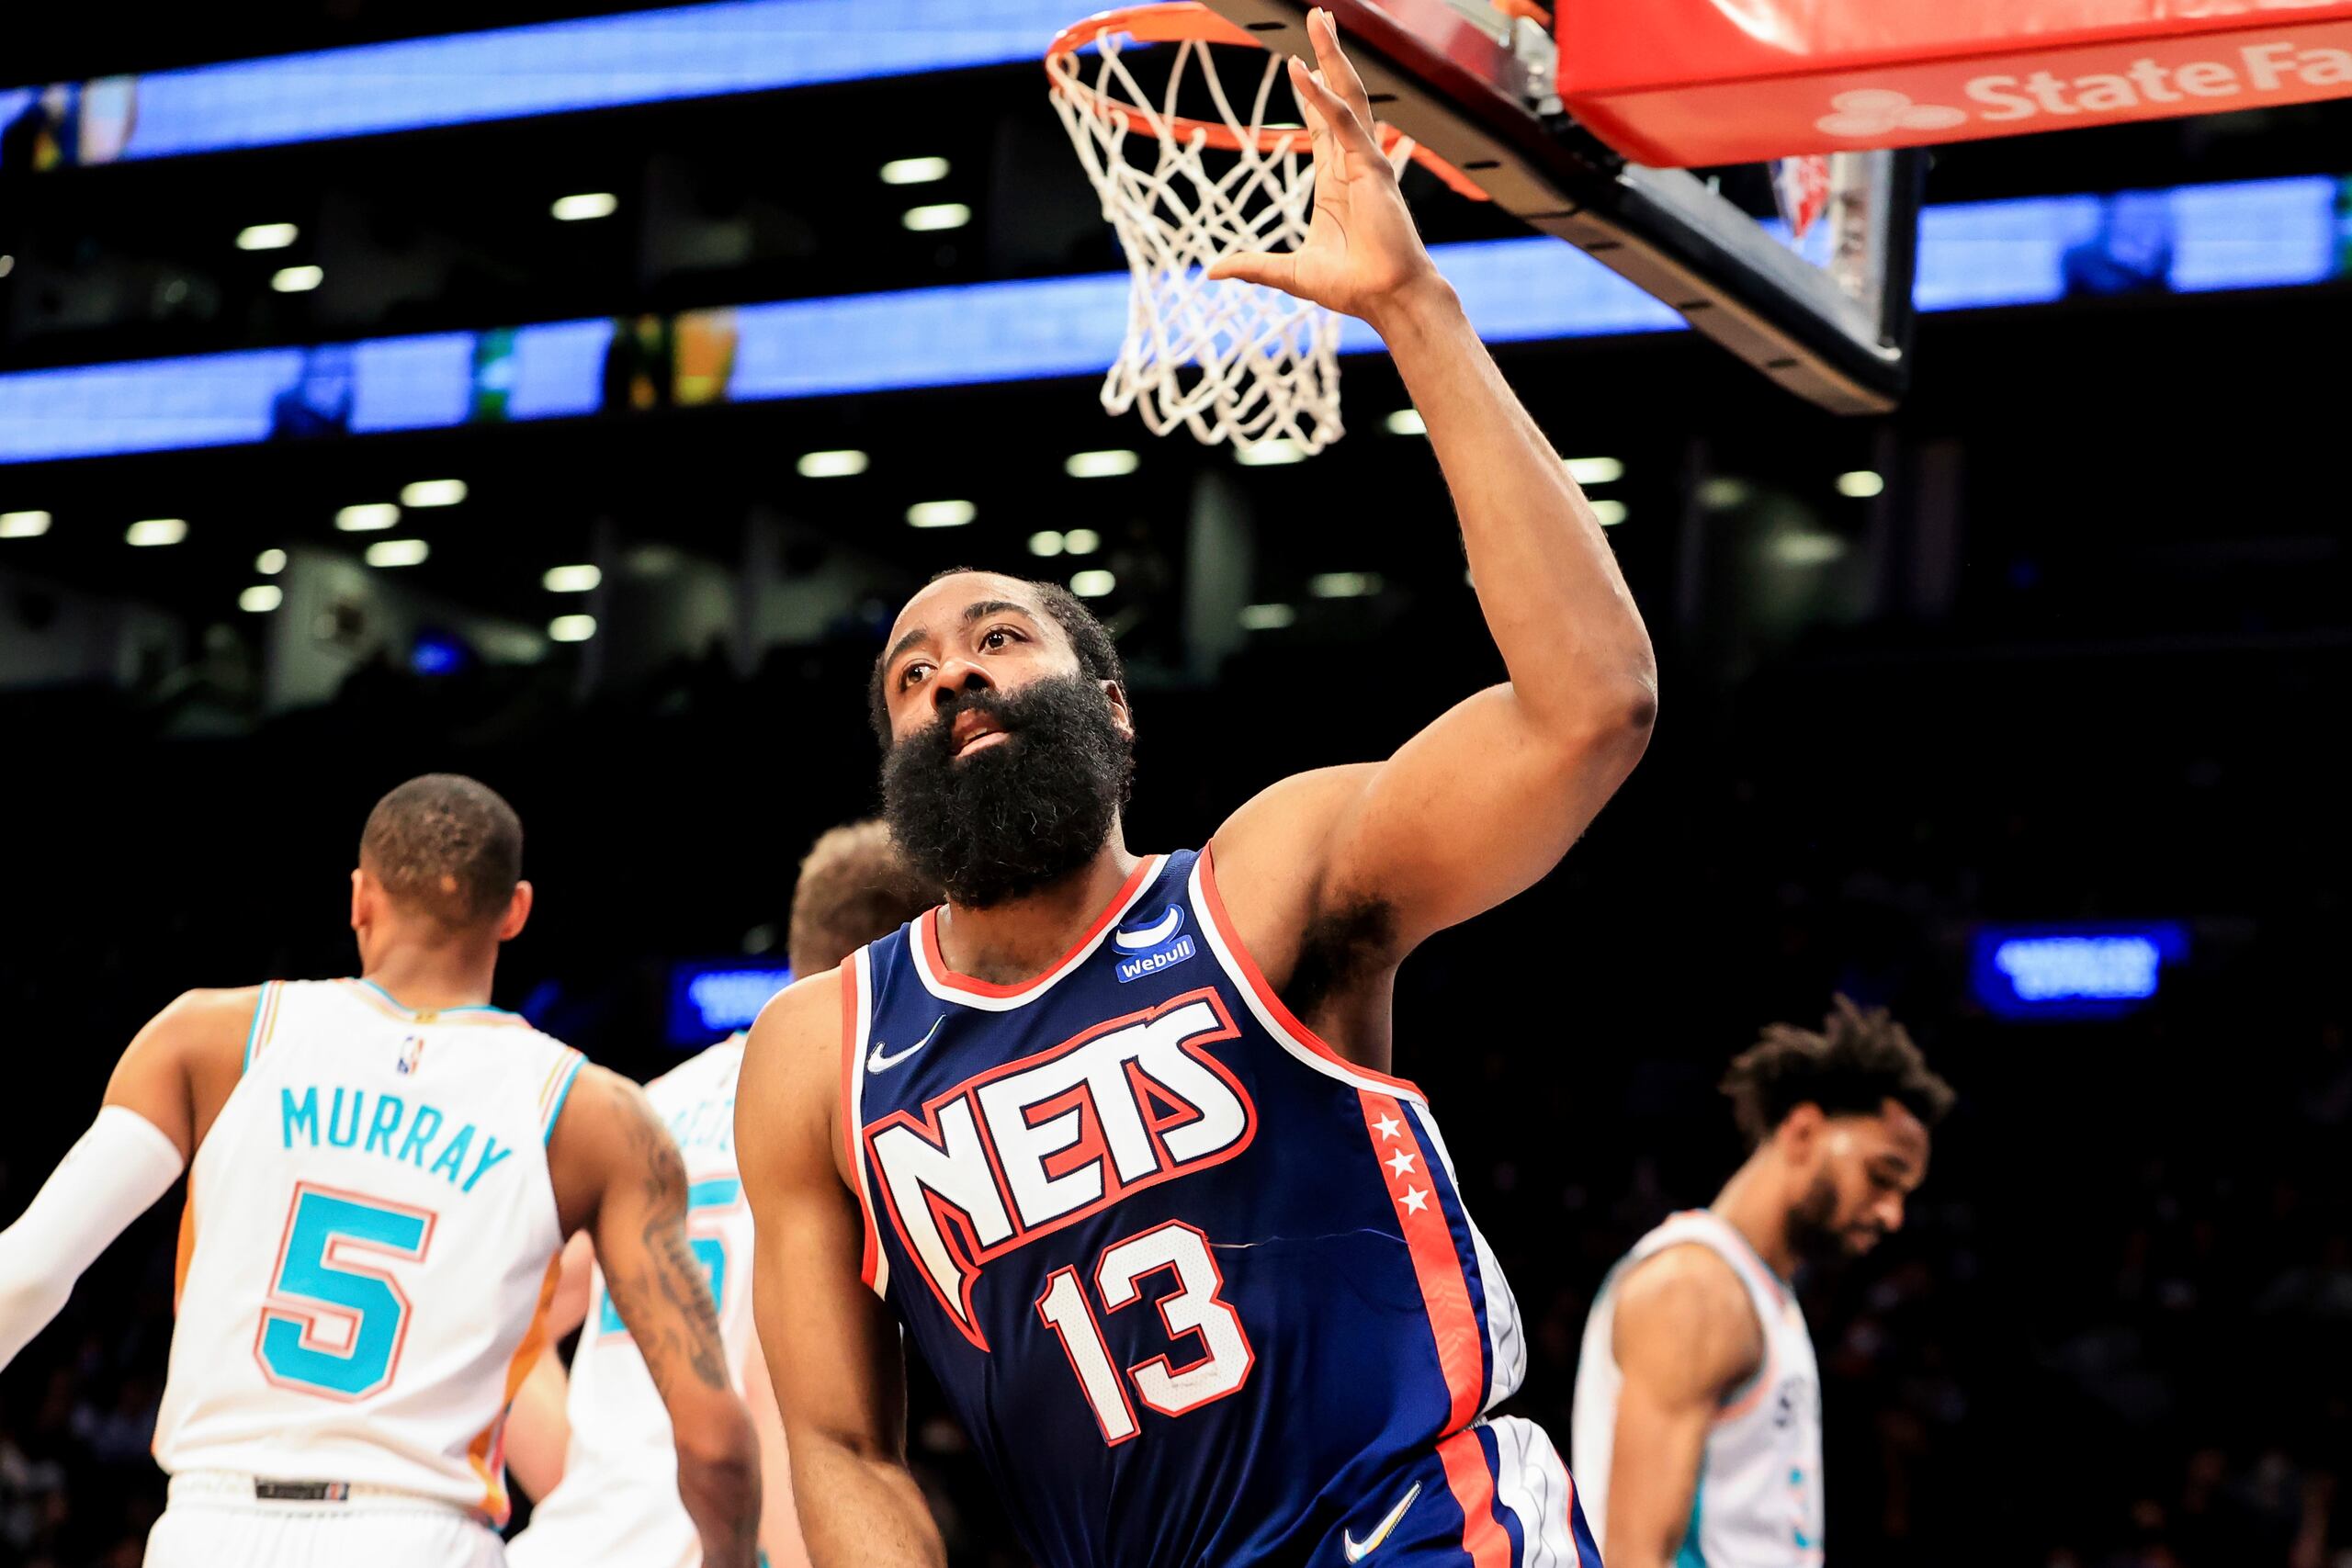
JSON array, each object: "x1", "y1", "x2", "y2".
[
  {"x1": 277, "y1": 1082, "x2": 525, "y2": 1193},
  {"x1": 864, "y1": 987, "x2": 1255, "y2": 1348}
]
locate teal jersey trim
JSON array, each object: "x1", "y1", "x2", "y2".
[
  {"x1": 542, "y1": 1052, "x2": 586, "y2": 1145},
  {"x1": 1675, "y1": 1477, "x2": 1708, "y2": 1568},
  {"x1": 242, "y1": 981, "x2": 278, "y2": 1074},
  {"x1": 353, "y1": 976, "x2": 514, "y2": 1018}
]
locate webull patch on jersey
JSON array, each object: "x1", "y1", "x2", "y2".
[
  {"x1": 279, "y1": 1084, "x2": 517, "y2": 1192},
  {"x1": 1111, "y1": 904, "x2": 1196, "y2": 984}
]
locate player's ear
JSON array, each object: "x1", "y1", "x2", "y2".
[
  {"x1": 349, "y1": 867, "x2": 370, "y2": 931},
  {"x1": 1777, "y1": 1101, "x2": 1826, "y2": 1164},
  {"x1": 497, "y1": 880, "x2": 535, "y2": 942},
  {"x1": 1104, "y1": 681, "x2": 1135, "y2": 742}
]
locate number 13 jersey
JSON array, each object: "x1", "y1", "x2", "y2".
[
  {"x1": 153, "y1": 978, "x2": 583, "y2": 1522},
  {"x1": 846, "y1": 849, "x2": 1530, "y2": 1568}
]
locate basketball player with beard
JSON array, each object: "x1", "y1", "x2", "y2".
[
  {"x1": 737, "y1": 13, "x2": 1657, "y2": 1568},
  {"x1": 1571, "y1": 998, "x2": 1954, "y2": 1568}
]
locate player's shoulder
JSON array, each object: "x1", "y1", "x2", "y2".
[
  {"x1": 1210, "y1": 763, "x2": 1381, "y2": 868},
  {"x1": 746, "y1": 966, "x2": 843, "y2": 1055},
  {"x1": 1612, "y1": 1241, "x2": 1765, "y2": 1384},
  {"x1": 139, "y1": 984, "x2": 271, "y2": 1063}
]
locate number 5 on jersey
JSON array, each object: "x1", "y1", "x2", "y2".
[
  {"x1": 1035, "y1": 1220, "x2": 1255, "y2": 1445},
  {"x1": 256, "y1": 1183, "x2": 438, "y2": 1399}
]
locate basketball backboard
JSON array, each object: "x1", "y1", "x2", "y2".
[{"x1": 1197, "y1": 0, "x2": 1928, "y2": 413}]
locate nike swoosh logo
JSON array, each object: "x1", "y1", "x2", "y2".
[
  {"x1": 1110, "y1": 907, "x2": 1182, "y2": 952},
  {"x1": 1342, "y1": 1481, "x2": 1420, "y2": 1562},
  {"x1": 867, "y1": 1016, "x2": 943, "y2": 1074}
]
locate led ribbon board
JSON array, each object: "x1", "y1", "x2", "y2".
[
  {"x1": 1970, "y1": 923, "x2": 2188, "y2": 1020},
  {"x1": 667, "y1": 960, "x2": 794, "y2": 1046}
]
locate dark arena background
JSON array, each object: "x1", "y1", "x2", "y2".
[{"x1": 2, "y1": 3, "x2": 2347, "y2": 1565}]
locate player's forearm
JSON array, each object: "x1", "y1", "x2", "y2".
[
  {"x1": 788, "y1": 1433, "x2": 947, "y2": 1568},
  {"x1": 676, "y1": 1398, "x2": 763, "y2": 1568},
  {"x1": 1374, "y1": 277, "x2": 1657, "y2": 739},
  {"x1": 0, "y1": 1107, "x2": 185, "y2": 1367}
]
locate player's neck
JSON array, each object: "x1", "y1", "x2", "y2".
[
  {"x1": 358, "y1": 932, "x2": 501, "y2": 1013},
  {"x1": 1712, "y1": 1157, "x2": 1799, "y2": 1280},
  {"x1": 934, "y1": 837, "x2": 1144, "y2": 987}
]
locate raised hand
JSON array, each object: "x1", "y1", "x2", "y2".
[{"x1": 1208, "y1": 7, "x2": 1443, "y2": 329}]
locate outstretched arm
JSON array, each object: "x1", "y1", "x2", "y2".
[
  {"x1": 1211, "y1": 10, "x2": 1656, "y2": 965},
  {"x1": 552, "y1": 1066, "x2": 761, "y2": 1568},
  {"x1": 1601, "y1": 1247, "x2": 1763, "y2": 1568},
  {"x1": 0, "y1": 989, "x2": 250, "y2": 1368},
  {"x1": 738, "y1": 974, "x2": 944, "y2": 1568}
]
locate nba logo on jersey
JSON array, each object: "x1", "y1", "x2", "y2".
[
  {"x1": 395, "y1": 1035, "x2": 425, "y2": 1075},
  {"x1": 1110, "y1": 904, "x2": 1194, "y2": 984}
]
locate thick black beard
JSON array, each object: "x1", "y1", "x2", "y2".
[{"x1": 881, "y1": 672, "x2": 1133, "y2": 910}]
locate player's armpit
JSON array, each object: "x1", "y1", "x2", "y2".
[
  {"x1": 554, "y1": 1066, "x2": 761, "y2": 1568},
  {"x1": 738, "y1": 973, "x2": 946, "y2": 1568},
  {"x1": 1603, "y1": 1245, "x2": 1766, "y2": 1568}
]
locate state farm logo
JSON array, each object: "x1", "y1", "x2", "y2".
[
  {"x1": 1815, "y1": 89, "x2": 1966, "y2": 138},
  {"x1": 1815, "y1": 38, "x2": 2352, "y2": 138}
]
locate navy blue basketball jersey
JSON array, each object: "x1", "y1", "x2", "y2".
[{"x1": 845, "y1": 849, "x2": 1599, "y2": 1568}]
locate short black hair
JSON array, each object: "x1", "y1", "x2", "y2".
[
  {"x1": 787, "y1": 819, "x2": 942, "y2": 975},
  {"x1": 358, "y1": 773, "x2": 523, "y2": 931},
  {"x1": 867, "y1": 569, "x2": 1127, "y2": 747},
  {"x1": 1720, "y1": 995, "x2": 1955, "y2": 1150}
]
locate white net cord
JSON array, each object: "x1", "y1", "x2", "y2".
[{"x1": 1049, "y1": 29, "x2": 1412, "y2": 455}]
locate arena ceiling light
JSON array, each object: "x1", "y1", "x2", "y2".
[
  {"x1": 126, "y1": 518, "x2": 187, "y2": 547},
  {"x1": 1591, "y1": 499, "x2": 1629, "y2": 526},
  {"x1": 1064, "y1": 449, "x2": 1138, "y2": 479},
  {"x1": 906, "y1": 499, "x2": 976, "y2": 529},
  {"x1": 1308, "y1": 571, "x2": 1382, "y2": 599},
  {"x1": 0, "y1": 509, "x2": 51, "y2": 537},
  {"x1": 1029, "y1": 531, "x2": 1065, "y2": 558},
  {"x1": 239, "y1": 584, "x2": 283, "y2": 612},
  {"x1": 901, "y1": 203, "x2": 971, "y2": 232},
  {"x1": 1837, "y1": 469, "x2": 1885, "y2": 498},
  {"x1": 1239, "y1": 604, "x2": 1296, "y2": 630},
  {"x1": 543, "y1": 563, "x2": 602, "y2": 592},
  {"x1": 552, "y1": 192, "x2": 618, "y2": 221},
  {"x1": 400, "y1": 479, "x2": 468, "y2": 507},
  {"x1": 1234, "y1": 439, "x2": 1308, "y2": 468},
  {"x1": 1698, "y1": 477, "x2": 1751, "y2": 510},
  {"x1": 235, "y1": 222, "x2": 299, "y2": 251},
  {"x1": 880, "y1": 156, "x2": 951, "y2": 186},
  {"x1": 1069, "y1": 569, "x2": 1116, "y2": 598},
  {"x1": 548, "y1": 614, "x2": 596, "y2": 643},
  {"x1": 1771, "y1": 532, "x2": 1848, "y2": 566},
  {"x1": 1566, "y1": 457, "x2": 1623, "y2": 485},
  {"x1": 1061, "y1": 528, "x2": 1101, "y2": 556},
  {"x1": 365, "y1": 538, "x2": 430, "y2": 568},
  {"x1": 335, "y1": 502, "x2": 400, "y2": 531},
  {"x1": 796, "y1": 449, "x2": 868, "y2": 479},
  {"x1": 271, "y1": 265, "x2": 323, "y2": 292},
  {"x1": 1383, "y1": 409, "x2": 1427, "y2": 436},
  {"x1": 255, "y1": 548, "x2": 287, "y2": 574}
]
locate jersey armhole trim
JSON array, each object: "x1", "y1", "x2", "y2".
[
  {"x1": 842, "y1": 951, "x2": 888, "y2": 1296},
  {"x1": 242, "y1": 980, "x2": 284, "y2": 1075},
  {"x1": 1192, "y1": 844, "x2": 1425, "y2": 1102},
  {"x1": 539, "y1": 1049, "x2": 586, "y2": 1145}
]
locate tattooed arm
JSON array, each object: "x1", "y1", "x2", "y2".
[{"x1": 549, "y1": 1065, "x2": 760, "y2": 1568}]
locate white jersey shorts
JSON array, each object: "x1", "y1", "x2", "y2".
[{"x1": 145, "y1": 1472, "x2": 506, "y2": 1568}]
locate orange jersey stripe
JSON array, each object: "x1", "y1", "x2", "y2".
[
  {"x1": 1437, "y1": 1427, "x2": 1513, "y2": 1568},
  {"x1": 1359, "y1": 1091, "x2": 1484, "y2": 1433},
  {"x1": 467, "y1": 1250, "x2": 564, "y2": 1523}
]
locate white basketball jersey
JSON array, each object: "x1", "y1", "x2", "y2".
[
  {"x1": 508, "y1": 1038, "x2": 754, "y2": 1568},
  {"x1": 153, "y1": 978, "x2": 583, "y2": 1523},
  {"x1": 1572, "y1": 1210, "x2": 1825, "y2": 1567}
]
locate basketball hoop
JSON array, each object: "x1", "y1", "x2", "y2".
[{"x1": 1046, "y1": 3, "x2": 1482, "y2": 455}]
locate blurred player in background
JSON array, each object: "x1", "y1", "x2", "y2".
[
  {"x1": 0, "y1": 774, "x2": 759, "y2": 1568},
  {"x1": 1572, "y1": 997, "x2": 1954, "y2": 1568},
  {"x1": 739, "y1": 15, "x2": 1657, "y2": 1567},
  {"x1": 506, "y1": 819, "x2": 939, "y2": 1568}
]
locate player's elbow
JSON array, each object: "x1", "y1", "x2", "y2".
[{"x1": 676, "y1": 1393, "x2": 762, "y2": 1501}]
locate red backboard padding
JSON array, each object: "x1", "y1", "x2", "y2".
[{"x1": 1555, "y1": 0, "x2": 2352, "y2": 165}]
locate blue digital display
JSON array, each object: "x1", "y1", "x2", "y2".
[
  {"x1": 668, "y1": 960, "x2": 795, "y2": 1046},
  {"x1": 1970, "y1": 923, "x2": 2188, "y2": 1021},
  {"x1": 0, "y1": 175, "x2": 2340, "y2": 467},
  {"x1": 2, "y1": 0, "x2": 1079, "y2": 171}
]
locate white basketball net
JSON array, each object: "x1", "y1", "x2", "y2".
[{"x1": 1049, "y1": 29, "x2": 1410, "y2": 455}]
